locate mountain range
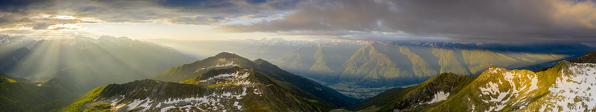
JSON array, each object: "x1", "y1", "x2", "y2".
[
  {"x1": 148, "y1": 39, "x2": 589, "y2": 99},
  {"x1": 269, "y1": 41, "x2": 571, "y2": 99},
  {"x1": 352, "y1": 51, "x2": 596, "y2": 112},
  {"x1": 0, "y1": 36, "x2": 195, "y2": 93},
  {"x1": 0, "y1": 36, "x2": 196, "y2": 111},
  {"x1": 65, "y1": 52, "x2": 355, "y2": 111},
  {"x1": 64, "y1": 51, "x2": 596, "y2": 112},
  {"x1": 1, "y1": 36, "x2": 595, "y2": 111}
]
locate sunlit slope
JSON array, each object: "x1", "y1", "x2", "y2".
[
  {"x1": 399, "y1": 46, "x2": 437, "y2": 78},
  {"x1": 342, "y1": 43, "x2": 407, "y2": 80},
  {"x1": 310, "y1": 44, "x2": 335, "y2": 74},
  {"x1": 268, "y1": 42, "x2": 566, "y2": 99},
  {"x1": 341, "y1": 43, "x2": 564, "y2": 86},
  {"x1": 153, "y1": 52, "x2": 358, "y2": 107},
  {"x1": 271, "y1": 43, "x2": 358, "y2": 80},
  {"x1": 357, "y1": 60, "x2": 596, "y2": 112},
  {"x1": 431, "y1": 48, "x2": 470, "y2": 75},
  {"x1": 427, "y1": 61, "x2": 596, "y2": 112},
  {"x1": 276, "y1": 42, "x2": 566, "y2": 86},
  {"x1": 65, "y1": 66, "x2": 334, "y2": 112},
  {"x1": 354, "y1": 73, "x2": 474, "y2": 112}
]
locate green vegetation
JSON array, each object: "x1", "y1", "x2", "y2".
[
  {"x1": 272, "y1": 42, "x2": 567, "y2": 99},
  {"x1": 354, "y1": 73, "x2": 475, "y2": 112},
  {"x1": 153, "y1": 52, "x2": 358, "y2": 108},
  {"x1": 62, "y1": 86, "x2": 107, "y2": 112},
  {"x1": 353, "y1": 51, "x2": 596, "y2": 112},
  {"x1": 425, "y1": 61, "x2": 573, "y2": 112},
  {"x1": 66, "y1": 65, "x2": 336, "y2": 111},
  {"x1": 0, "y1": 74, "x2": 78, "y2": 112}
]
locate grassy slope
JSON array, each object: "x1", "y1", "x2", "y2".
[
  {"x1": 426, "y1": 62, "x2": 567, "y2": 112},
  {"x1": 154, "y1": 52, "x2": 357, "y2": 108},
  {"x1": 0, "y1": 75, "x2": 77, "y2": 112}
]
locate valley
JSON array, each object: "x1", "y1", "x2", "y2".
[{"x1": 149, "y1": 39, "x2": 579, "y2": 99}]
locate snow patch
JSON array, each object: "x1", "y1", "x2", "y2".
[
  {"x1": 426, "y1": 91, "x2": 450, "y2": 104},
  {"x1": 194, "y1": 61, "x2": 239, "y2": 73},
  {"x1": 215, "y1": 61, "x2": 238, "y2": 67},
  {"x1": 115, "y1": 86, "x2": 254, "y2": 111},
  {"x1": 478, "y1": 69, "x2": 540, "y2": 111},
  {"x1": 540, "y1": 63, "x2": 596, "y2": 111}
]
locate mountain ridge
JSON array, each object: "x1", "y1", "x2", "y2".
[
  {"x1": 65, "y1": 65, "x2": 335, "y2": 111},
  {"x1": 356, "y1": 50, "x2": 596, "y2": 112},
  {"x1": 153, "y1": 52, "x2": 358, "y2": 108}
]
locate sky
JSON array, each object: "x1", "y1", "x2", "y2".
[{"x1": 1, "y1": 0, "x2": 596, "y2": 43}]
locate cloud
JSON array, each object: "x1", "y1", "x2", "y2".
[
  {"x1": 1, "y1": 0, "x2": 595, "y2": 43},
  {"x1": 0, "y1": 0, "x2": 49, "y2": 12},
  {"x1": 169, "y1": 16, "x2": 228, "y2": 25},
  {"x1": 0, "y1": 0, "x2": 302, "y2": 29},
  {"x1": 220, "y1": 0, "x2": 596, "y2": 43},
  {"x1": 78, "y1": 0, "x2": 300, "y2": 23}
]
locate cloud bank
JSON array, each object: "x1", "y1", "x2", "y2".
[
  {"x1": 221, "y1": 0, "x2": 596, "y2": 43},
  {"x1": 0, "y1": 0, "x2": 595, "y2": 43}
]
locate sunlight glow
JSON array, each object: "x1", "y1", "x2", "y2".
[
  {"x1": 48, "y1": 24, "x2": 81, "y2": 30},
  {"x1": 53, "y1": 15, "x2": 77, "y2": 20},
  {"x1": 78, "y1": 23, "x2": 277, "y2": 40}
]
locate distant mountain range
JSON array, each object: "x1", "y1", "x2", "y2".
[
  {"x1": 0, "y1": 36, "x2": 196, "y2": 111},
  {"x1": 0, "y1": 36, "x2": 195, "y2": 93},
  {"x1": 352, "y1": 51, "x2": 596, "y2": 112},
  {"x1": 66, "y1": 50, "x2": 596, "y2": 112},
  {"x1": 1, "y1": 36, "x2": 594, "y2": 111},
  {"x1": 65, "y1": 52, "x2": 355, "y2": 111},
  {"x1": 152, "y1": 39, "x2": 589, "y2": 99}
]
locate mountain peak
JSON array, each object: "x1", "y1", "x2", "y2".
[
  {"x1": 254, "y1": 59, "x2": 274, "y2": 66},
  {"x1": 571, "y1": 51, "x2": 596, "y2": 63},
  {"x1": 214, "y1": 52, "x2": 243, "y2": 58}
]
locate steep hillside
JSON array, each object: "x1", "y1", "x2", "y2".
[
  {"x1": 426, "y1": 61, "x2": 596, "y2": 112},
  {"x1": 330, "y1": 42, "x2": 565, "y2": 99},
  {"x1": 354, "y1": 50, "x2": 596, "y2": 112},
  {"x1": 310, "y1": 44, "x2": 335, "y2": 74},
  {"x1": 153, "y1": 52, "x2": 358, "y2": 107},
  {"x1": 342, "y1": 43, "x2": 407, "y2": 80},
  {"x1": 0, "y1": 74, "x2": 76, "y2": 112},
  {"x1": 570, "y1": 51, "x2": 596, "y2": 63},
  {"x1": 146, "y1": 39, "x2": 583, "y2": 99},
  {"x1": 65, "y1": 66, "x2": 334, "y2": 111},
  {"x1": 355, "y1": 73, "x2": 475, "y2": 111}
]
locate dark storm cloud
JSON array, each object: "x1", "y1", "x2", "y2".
[
  {"x1": 0, "y1": 0, "x2": 48, "y2": 12},
  {"x1": 158, "y1": 0, "x2": 235, "y2": 9},
  {"x1": 0, "y1": 0, "x2": 56, "y2": 29},
  {"x1": 221, "y1": 0, "x2": 596, "y2": 42},
  {"x1": 2, "y1": 0, "x2": 595, "y2": 43},
  {"x1": 0, "y1": 0, "x2": 301, "y2": 29},
  {"x1": 81, "y1": 0, "x2": 301, "y2": 22}
]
